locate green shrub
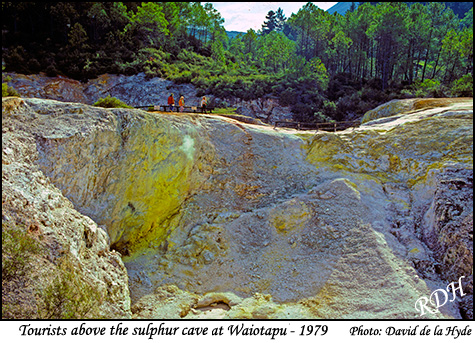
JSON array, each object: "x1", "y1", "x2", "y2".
[
  {"x1": 170, "y1": 70, "x2": 194, "y2": 84},
  {"x1": 451, "y1": 74, "x2": 473, "y2": 97},
  {"x1": 320, "y1": 100, "x2": 337, "y2": 121},
  {"x1": 2, "y1": 70, "x2": 21, "y2": 97},
  {"x1": 335, "y1": 94, "x2": 361, "y2": 121},
  {"x1": 2, "y1": 223, "x2": 43, "y2": 283},
  {"x1": 408, "y1": 79, "x2": 448, "y2": 98},
  {"x1": 2, "y1": 222, "x2": 44, "y2": 318},
  {"x1": 2, "y1": 84, "x2": 20, "y2": 97},
  {"x1": 36, "y1": 254, "x2": 104, "y2": 319},
  {"x1": 2, "y1": 222, "x2": 105, "y2": 319},
  {"x1": 313, "y1": 111, "x2": 335, "y2": 123},
  {"x1": 93, "y1": 95, "x2": 132, "y2": 108},
  {"x1": 212, "y1": 107, "x2": 237, "y2": 115}
]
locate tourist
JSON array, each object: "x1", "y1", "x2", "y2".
[
  {"x1": 201, "y1": 96, "x2": 207, "y2": 114},
  {"x1": 179, "y1": 96, "x2": 185, "y2": 112},
  {"x1": 168, "y1": 93, "x2": 175, "y2": 112}
]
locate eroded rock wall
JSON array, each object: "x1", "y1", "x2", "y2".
[
  {"x1": 2, "y1": 98, "x2": 131, "y2": 318},
  {"x1": 2, "y1": 96, "x2": 472, "y2": 319}
]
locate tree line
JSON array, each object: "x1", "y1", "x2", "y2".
[{"x1": 2, "y1": 2, "x2": 473, "y2": 122}]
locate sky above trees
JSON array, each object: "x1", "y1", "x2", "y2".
[{"x1": 210, "y1": 2, "x2": 337, "y2": 32}]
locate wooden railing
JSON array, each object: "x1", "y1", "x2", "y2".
[
  {"x1": 134, "y1": 105, "x2": 360, "y2": 132},
  {"x1": 134, "y1": 105, "x2": 214, "y2": 113},
  {"x1": 273, "y1": 119, "x2": 360, "y2": 132}
]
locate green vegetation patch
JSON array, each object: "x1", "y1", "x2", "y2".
[{"x1": 93, "y1": 95, "x2": 132, "y2": 109}]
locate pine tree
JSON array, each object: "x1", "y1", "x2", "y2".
[
  {"x1": 262, "y1": 10, "x2": 277, "y2": 35},
  {"x1": 275, "y1": 8, "x2": 286, "y2": 32}
]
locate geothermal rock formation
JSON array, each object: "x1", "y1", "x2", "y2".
[{"x1": 2, "y1": 96, "x2": 472, "y2": 319}]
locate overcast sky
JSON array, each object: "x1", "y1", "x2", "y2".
[{"x1": 210, "y1": 2, "x2": 338, "y2": 32}]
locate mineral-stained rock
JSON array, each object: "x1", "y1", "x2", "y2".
[{"x1": 2, "y1": 96, "x2": 472, "y2": 319}]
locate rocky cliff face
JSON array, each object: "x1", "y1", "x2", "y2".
[
  {"x1": 2, "y1": 97, "x2": 131, "y2": 318},
  {"x1": 2, "y1": 96, "x2": 472, "y2": 319},
  {"x1": 5, "y1": 72, "x2": 198, "y2": 107},
  {"x1": 6, "y1": 73, "x2": 293, "y2": 123}
]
